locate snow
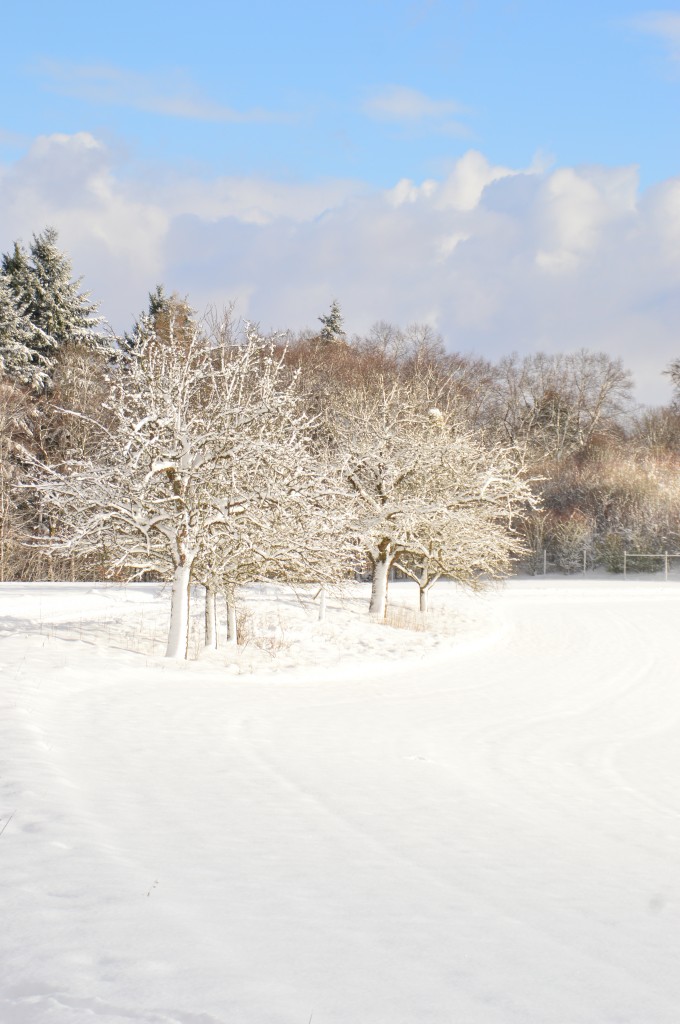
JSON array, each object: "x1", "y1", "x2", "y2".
[{"x1": 2, "y1": 577, "x2": 680, "y2": 1023}]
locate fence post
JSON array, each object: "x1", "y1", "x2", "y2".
[
  {"x1": 543, "y1": 549, "x2": 547, "y2": 576},
  {"x1": 623, "y1": 550, "x2": 627, "y2": 579},
  {"x1": 665, "y1": 552, "x2": 669, "y2": 581},
  {"x1": 583, "y1": 547, "x2": 587, "y2": 575}
]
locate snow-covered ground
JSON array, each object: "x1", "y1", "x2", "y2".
[{"x1": 2, "y1": 577, "x2": 680, "y2": 1023}]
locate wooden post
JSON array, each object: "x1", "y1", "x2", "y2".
[{"x1": 313, "y1": 586, "x2": 327, "y2": 621}]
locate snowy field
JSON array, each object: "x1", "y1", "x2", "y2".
[{"x1": 2, "y1": 577, "x2": 680, "y2": 1024}]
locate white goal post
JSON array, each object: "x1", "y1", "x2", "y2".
[{"x1": 623, "y1": 551, "x2": 680, "y2": 580}]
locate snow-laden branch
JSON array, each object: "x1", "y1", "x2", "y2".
[{"x1": 32, "y1": 312, "x2": 358, "y2": 657}]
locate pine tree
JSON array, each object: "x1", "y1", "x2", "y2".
[
  {"x1": 2, "y1": 241, "x2": 33, "y2": 299},
  {"x1": 147, "y1": 283, "x2": 170, "y2": 320},
  {"x1": 121, "y1": 285, "x2": 179, "y2": 359},
  {"x1": 318, "y1": 300, "x2": 345, "y2": 344},
  {"x1": 2, "y1": 228, "x2": 107, "y2": 388},
  {"x1": 0, "y1": 273, "x2": 50, "y2": 390},
  {"x1": 26, "y1": 227, "x2": 105, "y2": 352}
]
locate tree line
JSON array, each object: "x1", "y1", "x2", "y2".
[{"x1": 1, "y1": 229, "x2": 679, "y2": 657}]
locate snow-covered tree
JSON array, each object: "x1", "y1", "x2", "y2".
[
  {"x1": 196, "y1": 444, "x2": 357, "y2": 647},
  {"x1": 2, "y1": 228, "x2": 107, "y2": 388},
  {"x1": 490, "y1": 351, "x2": 633, "y2": 460},
  {"x1": 1, "y1": 241, "x2": 33, "y2": 308},
  {"x1": 330, "y1": 381, "x2": 535, "y2": 617},
  {"x1": 392, "y1": 420, "x2": 533, "y2": 611},
  {"x1": 318, "y1": 300, "x2": 345, "y2": 345},
  {"x1": 0, "y1": 273, "x2": 50, "y2": 391},
  {"x1": 33, "y1": 306, "x2": 357, "y2": 658},
  {"x1": 189, "y1": 313, "x2": 358, "y2": 647},
  {"x1": 0, "y1": 380, "x2": 36, "y2": 580},
  {"x1": 121, "y1": 284, "x2": 173, "y2": 360},
  {"x1": 25, "y1": 227, "x2": 105, "y2": 350}
]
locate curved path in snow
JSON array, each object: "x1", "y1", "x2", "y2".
[{"x1": 2, "y1": 579, "x2": 680, "y2": 1023}]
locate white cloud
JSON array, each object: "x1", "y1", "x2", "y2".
[
  {"x1": 1, "y1": 133, "x2": 679, "y2": 406},
  {"x1": 631, "y1": 12, "x2": 680, "y2": 60},
  {"x1": 0, "y1": 133, "x2": 362, "y2": 326},
  {"x1": 388, "y1": 152, "x2": 521, "y2": 213},
  {"x1": 435, "y1": 150, "x2": 521, "y2": 211},
  {"x1": 162, "y1": 176, "x2": 366, "y2": 226},
  {"x1": 35, "y1": 61, "x2": 282, "y2": 123},
  {"x1": 387, "y1": 178, "x2": 438, "y2": 206},
  {"x1": 535, "y1": 165, "x2": 639, "y2": 273},
  {"x1": 363, "y1": 85, "x2": 461, "y2": 120},
  {"x1": 362, "y1": 85, "x2": 468, "y2": 134},
  {"x1": 2, "y1": 132, "x2": 167, "y2": 264}
]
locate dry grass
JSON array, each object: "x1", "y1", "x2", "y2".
[
  {"x1": 235, "y1": 605, "x2": 293, "y2": 656},
  {"x1": 383, "y1": 605, "x2": 430, "y2": 632}
]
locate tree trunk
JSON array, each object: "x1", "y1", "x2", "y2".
[
  {"x1": 166, "y1": 558, "x2": 193, "y2": 659},
  {"x1": 204, "y1": 584, "x2": 218, "y2": 649},
  {"x1": 225, "y1": 583, "x2": 237, "y2": 645},
  {"x1": 369, "y1": 547, "x2": 392, "y2": 618},
  {"x1": 418, "y1": 571, "x2": 440, "y2": 613}
]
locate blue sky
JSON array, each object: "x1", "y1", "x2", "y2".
[
  {"x1": 2, "y1": 0, "x2": 678, "y2": 185},
  {"x1": 2, "y1": 0, "x2": 680, "y2": 402}
]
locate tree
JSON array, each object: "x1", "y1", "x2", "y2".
[
  {"x1": 632, "y1": 404, "x2": 680, "y2": 458},
  {"x1": 1, "y1": 241, "x2": 34, "y2": 311},
  {"x1": 190, "y1": 314, "x2": 358, "y2": 648},
  {"x1": 353, "y1": 321, "x2": 498, "y2": 429},
  {"x1": 2, "y1": 228, "x2": 107, "y2": 388},
  {"x1": 0, "y1": 272, "x2": 50, "y2": 391},
  {"x1": 329, "y1": 379, "x2": 534, "y2": 617},
  {"x1": 531, "y1": 441, "x2": 680, "y2": 573},
  {"x1": 33, "y1": 305, "x2": 357, "y2": 658},
  {"x1": 393, "y1": 418, "x2": 533, "y2": 611},
  {"x1": 665, "y1": 357, "x2": 680, "y2": 398},
  {"x1": 195, "y1": 450, "x2": 356, "y2": 647},
  {"x1": 491, "y1": 351, "x2": 633, "y2": 461},
  {"x1": 0, "y1": 379, "x2": 37, "y2": 581},
  {"x1": 318, "y1": 300, "x2": 345, "y2": 344},
  {"x1": 121, "y1": 284, "x2": 173, "y2": 359}
]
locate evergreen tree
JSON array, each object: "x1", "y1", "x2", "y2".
[
  {"x1": 121, "y1": 285, "x2": 188, "y2": 360},
  {"x1": 2, "y1": 241, "x2": 33, "y2": 300},
  {"x1": 318, "y1": 300, "x2": 345, "y2": 344},
  {"x1": 26, "y1": 227, "x2": 105, "y2": 352},
  {"x1": 0, "y1": 272, "x2": 50, "y2": 390},
  {"x1": 147, "y1": 283, "x2": 170, "y2": 320},
  {"x1": 0, "y1": 241, "x2": 51, "y2": 370},
  {"x1": 2, "y1": 228, "x2": 107, "y2": 388}
]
